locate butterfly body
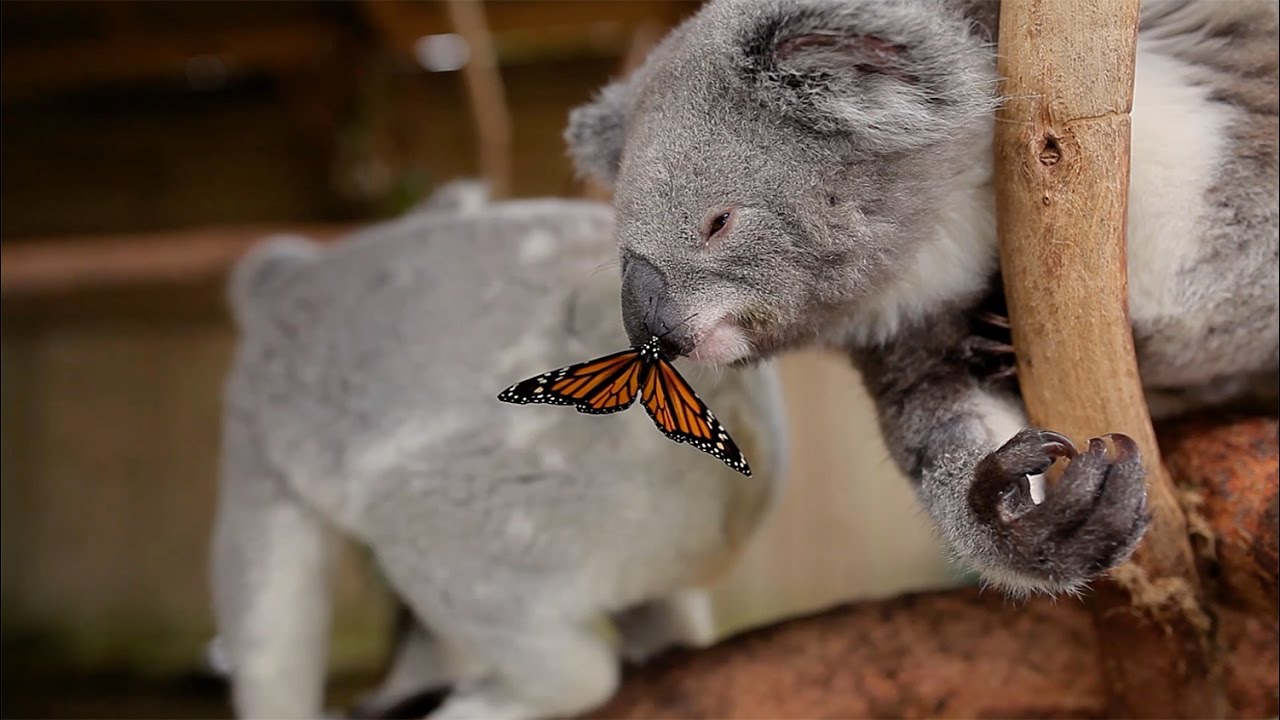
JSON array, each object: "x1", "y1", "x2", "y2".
[{"x1": 499, "y1": 336, "x2": 752, "y2": 476}]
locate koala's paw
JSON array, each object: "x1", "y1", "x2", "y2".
[{"x1": 970, "y1": 428, "x2": 1150, "y2": 595}]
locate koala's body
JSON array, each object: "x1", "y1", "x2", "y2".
[
  {"x1": 211, "y1": 187, "x2": 788, "y2": 719},
  {"x1": 567, "y1": 0, "x2": 1278, "y2": 595}
]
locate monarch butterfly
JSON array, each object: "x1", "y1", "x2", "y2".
[{"x1": 497, "y1": 336, "x2": 751, "y2": 476}]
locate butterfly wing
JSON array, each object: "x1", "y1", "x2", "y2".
[
  {"x1": 640, "y1": 359, "x2": 752, "y2": 476},
  {"x1": 498, "y1": 348, "x2": 643, "y2": 415}
]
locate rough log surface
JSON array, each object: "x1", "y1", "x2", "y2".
[
  {"x1": 587, "y1": 416, "x2": 1277, "y2": 719},
  {"x1": 589, "y1": 587, "x2": 1277, "y2": 720},
  {"x1": 1161, "y1": 416, "x2": 1279, "y2": 618}
]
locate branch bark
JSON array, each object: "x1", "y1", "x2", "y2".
[{"x1": 993, "y1": 1, "x2": 1224, "y2": 716}]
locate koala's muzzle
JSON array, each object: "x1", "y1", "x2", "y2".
[{"x1": 621, "y1": 255, "x2": 694, "y2": 357}]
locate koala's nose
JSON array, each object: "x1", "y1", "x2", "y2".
[{"x1": 620, "y1": 255, "x2": 695, "y2": 357}]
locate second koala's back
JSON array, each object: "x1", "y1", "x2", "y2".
[
  {"x1": 215, "y1": 191, "x2": 789, "y2": 719},
  {"x1": 222, "y1": 194, "x2": 786, "y2": 595}
]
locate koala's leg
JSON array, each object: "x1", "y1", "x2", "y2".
[
  {"x1": 348, "y1": 617, "x2": 462, "y2": 719},
  {"x1": 212, "y1": 433, "x2": 334, "y2": 719},
  {"x1": 373, "y1": 547, "x2": 618, "y2": 720},
  {"x1": 612, "y1": 588, "x2": 716, "y2": 664},
  {"x1": 853, "y1": 318, "x2": 1149, "y2": 596}
]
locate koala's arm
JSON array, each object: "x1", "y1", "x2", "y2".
[{"x1": 853, "y1": 312, "x2": 1148, "y2": 595}]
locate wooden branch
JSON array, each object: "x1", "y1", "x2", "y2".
[
  {"x1": 993, "y1": 1, "x2": 1224, "y2": 717},
  {"x1": 0, "y1": 224, "x2": 352, "y2": 297},
  {"x1": 443, "y1": 0, "x2": 514, "y2": 199}
]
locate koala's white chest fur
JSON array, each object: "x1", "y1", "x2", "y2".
[
  {"x1": 855, "y1": 40, "x2": 1247, "y2": 388},
  {"x1": 1125, "y1": 46, "x2": 1234, "y2": 331}
]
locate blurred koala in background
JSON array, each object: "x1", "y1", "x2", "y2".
[{"x1": 211, "y1": 181, "x2": 789, "y2": 720}]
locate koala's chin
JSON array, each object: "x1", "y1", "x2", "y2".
[{"x1": 686, "y1": 322, "x2": 755, "y2": 365}]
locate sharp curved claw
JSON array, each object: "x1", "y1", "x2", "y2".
[
  {"x1": 965, "y1": 337, "x2": 1017, "y2": 355},
  {"x1": 977, "y1": 311, "x2": 1012, "y2": 329},
  {"x1": 1101, "y1": 432, "x2": 1141, "y2": 461},
  {"x1": 1039, "y1": 430, "x2": 1079, "y2": 460}
]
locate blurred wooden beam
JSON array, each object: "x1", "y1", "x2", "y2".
[
  {"x1": 361, "y1": 0, "x2": 697, "y2": 48},
  {"x1": 2, "y1": 1, "x2": 701, "y2": 100},
  {"x1": 0, "y1": 225, "x2": 353, "y2": 298},
  {"x1": 994, "y1": 0, "x2": 1223, "y2": 717},
  {"x1": 1, "y1": 23, "x2": 348, "y2": 100}
]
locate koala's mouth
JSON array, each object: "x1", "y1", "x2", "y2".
[
  {"x1": 695, "y1": 305, "x2": 830, "y2": 366},
  {"x1": 681, "y1": 304, "x2": 798, "y2": 366},
  {"x1": 687, "y1": 320, "x2": 755, "y2": 366}
]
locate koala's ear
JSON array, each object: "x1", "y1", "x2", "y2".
[
  {"x1": 564, "y1": 79, "x2": 635, "y2": 188},
  {"x1": 739, "y1": 2, "x2": 997, "y2": 151}
]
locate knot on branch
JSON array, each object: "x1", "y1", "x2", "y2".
[{"x1": 1037, "y1": 135, "x2": 1063, "y2": 166}]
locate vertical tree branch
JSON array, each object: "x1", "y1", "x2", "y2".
[
  {"x1": 993, "y1": 1, "x2": 1224, "y2": 717},
  {"x1": 443, "y1": 0, "x2": 513, "y2": 199}
]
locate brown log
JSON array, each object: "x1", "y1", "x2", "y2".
[
  {"x1": 993, "y1": 0, "x2": 1223, "y2": 716},
  {"x1": 585, "y1": 587, "x2": 1278, "y2": 720},
  {"x1": 1159, "y1": 416, "x2": 1280, "y2": 618}
]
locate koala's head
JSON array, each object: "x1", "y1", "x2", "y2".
[{"x1": 567, "y1": 0, "x2": 998, "y2": 364}]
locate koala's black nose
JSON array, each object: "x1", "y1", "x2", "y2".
[{"x1": 620, "y1": 255, "x2": 695, "y2": 357}]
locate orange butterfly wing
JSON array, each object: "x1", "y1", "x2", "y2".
[
  {"x1": 499, "y1": 337, "x2": 753, "y2": 475},
  {"x1": 640, "y1": 359, "x2": 752, "y2": 476},
  {"x1": 497, "y1": 348, "x2": 642, "y2": 415}
]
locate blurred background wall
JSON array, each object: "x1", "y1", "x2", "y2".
[{"x1": 0, "y1": 2, "x2": 965, "y2": 715}]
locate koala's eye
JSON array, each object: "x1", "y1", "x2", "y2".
[
  {"x1": 702, "y1": 209, "x2": 734, "y2": 245},
  {"x1": 710, "y1": 213, "x2": 730, "y2": 235}
]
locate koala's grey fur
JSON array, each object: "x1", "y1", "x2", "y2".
[
  {"x1": 566, "y1": 0, "x2": 1278, "y2": 595},
  {"x1": 212, "y1": 184, "x2": 788, "y2": 719}
]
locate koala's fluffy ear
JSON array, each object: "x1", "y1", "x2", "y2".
[
  {"x1": 564, "y1": 79, "x2": 635, "y2": 188},
  {"x1": 739, "y1": 1, "x2": 997, "y2": 151}
]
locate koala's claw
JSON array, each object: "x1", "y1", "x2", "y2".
[
  {"x1": 1037, "y1": 430, "x2": 1078, "y2": 461},
  {"x1": 961, "y1": 335, "x2": 1016, "y2": 358},
  {"x1": 961, "y1": 310, "x2": 1019, "y2": 383},
  {"x1": 971, "y1": 428, "x2": 1150, "y2": 593}
]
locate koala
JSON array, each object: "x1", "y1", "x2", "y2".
[
  {"x1": 566, "y1": 0, "x2": 1278, "y2": 596},
  {"x1": 211, "y1": 184, "x2": 788, "y2": 720}
]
